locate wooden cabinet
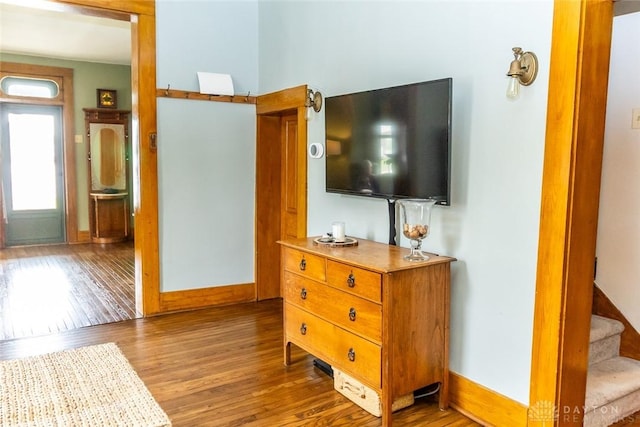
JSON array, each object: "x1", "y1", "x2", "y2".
[
  {"x1": 279, "y1": 237, "x2": 455, "y2": 427},
  {"x1": 89, "y1": 191, "x2": 129, "y2": 243},
  {"x1": 84, "y1": 109, "x2": 130, "y2": 243}
]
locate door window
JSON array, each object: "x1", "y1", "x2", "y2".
[{"x1": 1, "y1": 76, "x2": 59, "y2": 98}]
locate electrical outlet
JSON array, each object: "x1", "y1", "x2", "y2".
[
  {"x1": 75, "y1": 134, "x2": 83, "y2": 143},
  {"x1": 633, "y1": 108, "x2": 640, "y2": 129}
]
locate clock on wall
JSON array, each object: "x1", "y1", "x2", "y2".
[{"x1": 97, "y1": 89, "x2": 117, "y2": 109}]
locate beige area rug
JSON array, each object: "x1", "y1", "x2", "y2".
[{"x1": 1, "y1": 342, "x2": 171, "y2": 426}]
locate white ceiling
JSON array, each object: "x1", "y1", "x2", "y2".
[
  {"x1": 0, "y1": 1, "x2": 638, "y2": 67},
  {"x1": 0, "y1": 2, "x2": 131, "y2": 65}
]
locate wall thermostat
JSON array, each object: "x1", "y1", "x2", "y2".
[{"x1": 308, "y1": 143, "x2": 324, "y2": 159}]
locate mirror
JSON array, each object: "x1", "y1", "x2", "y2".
[
  {"x1": 84, "y1": 108, "x2": 129, "y2": 194},
  {"x1": 89, "y1": 123, "x2": 126, "y2": 191}
]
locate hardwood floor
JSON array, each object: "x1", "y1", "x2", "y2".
[
  {"x1": 0, "y1": 300, "x2": 479, "y2": 426},
  {"x1": 3, "y1": 245, "x2": 636, "y2": 426},
  {"x1": 0, "y1": 241, "x2": 137, "y2": 340}
]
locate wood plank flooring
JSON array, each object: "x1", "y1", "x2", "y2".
[
  {"x1": 2, "y1": 245, "x2": 638, "y2": 425},
  {"x1": 0, "y1": 300, "x2": 480, "y2": 426},
  {"x1": 0, "y1": 242, "x2": 137, "y2": 340}
]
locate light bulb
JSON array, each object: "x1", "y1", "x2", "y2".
[
  {"x1": 305, "y1": 106, "x2": 314, "y2": 121},
  {"x1": 506, "y1": 76, "x2": 520, "y2": 100}
]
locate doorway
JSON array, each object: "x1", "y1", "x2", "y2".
[
  {"x1": 0, "y1": 24, "x2": 136, "y2": 337},
  {"x1": 0, "y1": 0, "x2": 159, "y2": 340},
  {"x1": 255, "y1": 85, "x2": 309, "y2": 300},
  {"x1": 529, "y1": 0, "x2": 618, "y2": 423},
  {"x1": 1, "y1": 103, "x2": 65, "y2": 246}
]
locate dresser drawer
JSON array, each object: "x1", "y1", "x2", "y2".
[
  {"x1": 285, "y1": 304, "x2": 381, "y2": 388},
  {"x1": 326, "y1": 260, "x2": 381, "y2": 303},
  {"x1": 283, "y1": 248, "x2": 326, "y2": 282},
  {"x1": 284, "y1": 271, "x2": 382, "y2": 343}
]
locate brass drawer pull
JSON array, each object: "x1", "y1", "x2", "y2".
[
  {"x1": 299, "y1": 258, "x2": 307, "y2": 271},
  {"x1": 347, "y1": 348, "x2": 356, "y2": 362},
  {"x1": 349, "y1": 307, "x2": 356, "y2": 321},
  {"x1": 300, "y1": 288, "x2": 307, "y2": 300},
  {"x1": 300, "y1": 323, "x2": 307, "y2": 335},
  {"x1": 347, "y1": 273, "x2": 355, "y2": 288}
]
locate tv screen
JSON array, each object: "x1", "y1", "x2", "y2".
[{"x1": 325, "y1": 78, "x2": 452, "y2": 205}]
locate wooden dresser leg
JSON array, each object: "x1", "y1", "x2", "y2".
[
  {"x1": 284, "y1": 341, "x2": 291, "y2": 366},
  {"x1": 382, "y1": 394, "x2": 393, "y2": 427},
  {"x1": 438, "y1": 379, "x2": 449, "y2": 410}
]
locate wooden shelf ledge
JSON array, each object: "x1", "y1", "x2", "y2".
[{"x1": 156, "y1": 88, "x2": 256, "y2": 104}]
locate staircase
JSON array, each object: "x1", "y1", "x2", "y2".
[{"x1": 585, "y1": 315, "x2": 640, "y2": 426}]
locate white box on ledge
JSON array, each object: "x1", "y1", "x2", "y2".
[{"x1": 196, "y1": 72, "x2": 234, "y2": 96}]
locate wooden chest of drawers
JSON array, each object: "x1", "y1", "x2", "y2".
[{"x1": 279, "y1": 237, "x2": 455, "y2": 427}]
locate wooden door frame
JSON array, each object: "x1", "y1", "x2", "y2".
[
  {"x1": 530, "y1": 0, "x2": 614, "y2": 424},
  {"x1": 255, "y1": 85, "x2": 308, "y2": 300},
  {"x1": 49, "y1": 0, "x2": 159, "y2": 316}
]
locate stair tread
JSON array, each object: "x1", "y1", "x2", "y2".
[
  {"x1": 590, "y1": 315, "x2": 624, "y2": 343},
  {"x1": 586, "y1": 356, "x2": 640, "y2": 410}
]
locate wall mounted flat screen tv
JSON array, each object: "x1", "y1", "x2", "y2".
[{"x1": 325, "y1": 78, "x2": 452, "y2": 205}]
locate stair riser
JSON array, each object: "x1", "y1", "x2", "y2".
[
  {"x1": 584, "y1": 388, "x2": 640, "y2": 427},
  {"x1": 589, "y1": 335, "x2": 621, "y2": 366}
]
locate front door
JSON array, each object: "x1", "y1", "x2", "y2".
[{"x1": 0, "y1": 103, "x2": 65, "y2": 246}]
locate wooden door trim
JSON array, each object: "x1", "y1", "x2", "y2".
[
  {"x1": 257, "y1": 85, "x2": 307, "y2": 115},
  {"x1": 530, "y1": 0, "x2": 613, "y2": 424},
  {"x1": 294, "y1": 107, "x2": 308, "y2": 239},
  {"x1": 255, "y1": 85, "x2": 309, "y2": 300},
  {"x1": 47, "y1": 1, "x2": 153, "y2": 17},
  {"x1": 48, "y1": 0, "x2": 159, "y2": 316}
]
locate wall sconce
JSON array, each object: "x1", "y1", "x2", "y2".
[
  {"x1": 305, "y1": 88, "x2": 323, "y2": 120},
  {"x1": 506, "y1": 47, "x2": 538, "y2": 100}
]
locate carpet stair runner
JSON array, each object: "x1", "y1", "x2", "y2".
[{"x1": 585, "y1": 315, "x2": 640, "y2": 426}]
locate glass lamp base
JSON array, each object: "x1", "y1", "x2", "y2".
[
  {"x1": 399, "y1": 199, "x2": 436, "y2": 262},
  {"x1": 404, "y1": 251, "x2": 430, "y2": 262},
  {"x1": 404, "y1": 240, "x2": 430, "y2": 262}
]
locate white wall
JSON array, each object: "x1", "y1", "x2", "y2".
[
  {"x1": 153, "y1": 0, "x2": 555, "y2": 404},
  {"x1": 259, "y1": 0, "x2": 553, "y2": 404},
  {"x1": 157, "y1": 99, "x2": 256, "y2": 291},
  {"x1": 596, "y1": 13, "x2": 640, "y2": 330},
  {"x1": 156, "y1": 0, "x2": 258, "y2": 291},
  {"x1": 156, "y1": 0, "x2": 258, "y2": 95}
]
